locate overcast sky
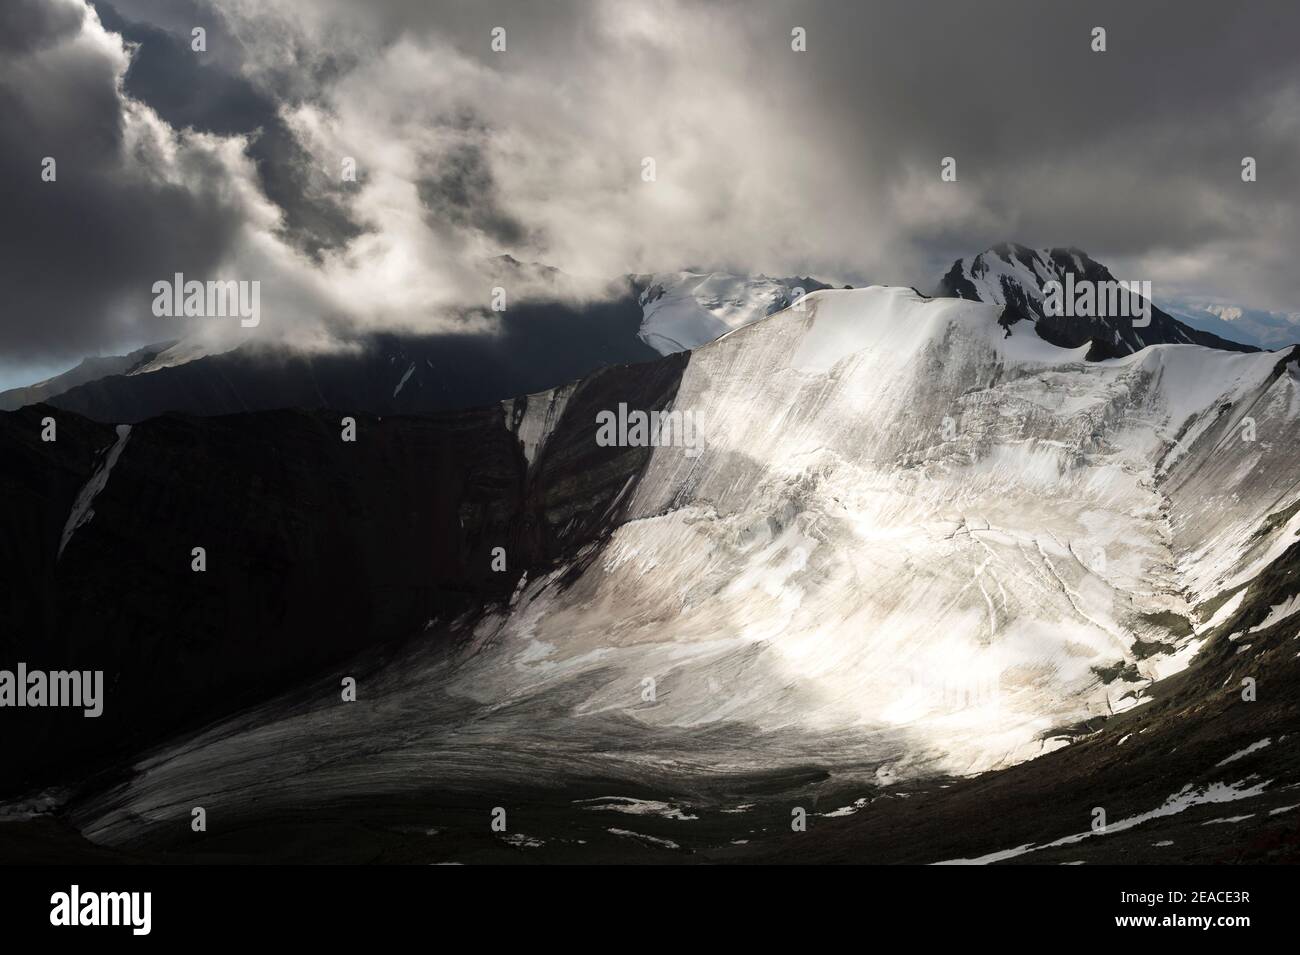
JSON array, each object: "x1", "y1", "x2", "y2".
[{"x1": 3, "y1": 0, "x2": 1299, "y2": 387}]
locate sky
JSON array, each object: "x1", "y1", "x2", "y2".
[{"x1": 3, "y1": 0, "x2": 1299, "y2": 388}]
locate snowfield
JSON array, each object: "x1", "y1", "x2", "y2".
[
  {"x1": 636, "y1": 271, "x2": 811, "y2": 354},
  {"x1": 479, "y1": 288, "x2": 1295, "y2": 776}
]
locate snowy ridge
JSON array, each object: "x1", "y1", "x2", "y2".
[
  {"x1": 1162, "y1": 348, "x2": 1300, "y2": 603},
  {"x1": 127, "y1": 339, "x2": 219, "y2": 375},
  {"x1": 936, "y1": 776, "x2": 1272, "y2": 864},
  {"x1": 636, "y1": 271, "x2": 817, "y2": 355}
]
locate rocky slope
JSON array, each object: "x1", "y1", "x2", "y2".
[
  {"x1": 0, "y1": 351, "x2": 688, "y2": 793},
  {"x1": 44, "y1": 295, "x2": 662, "y2": 424}
]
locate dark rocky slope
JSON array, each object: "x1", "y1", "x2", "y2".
[
  {"x1": 0, "y1": 343, "x2": 171, "y2": 412},
  {"x1": 0, "y1": 352, "x2": 688, "y2": 795},
  {"x1": 45, "y1": 294, "x2": 660, "y2": 424}
]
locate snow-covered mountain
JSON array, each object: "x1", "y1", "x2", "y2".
[
  {"x1": 937, "y1": 243, "x2": 1259, "y2": 360},
  {"x1": 4, "y1": 248, "x2": 1265, "y2": 423},
  {"x1": 9, "y1": 270, "x2": 835, "y2": 422},
  {"x1": 0, "y1": 343, "x2": 173, "y2": 411},
  {"x1": 635, "y1": 271, "x2": 835, "y2": 354},
  {"x1": 37, "y1": 284, "x2": 1300, "y2": 861}
]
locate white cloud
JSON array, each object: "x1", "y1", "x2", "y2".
[{"x1": 8, "y1": 0, "x2": 1300, "y2": 370}]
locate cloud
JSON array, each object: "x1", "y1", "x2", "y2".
[
  {"x1": 92, "y1": 1, "x2": 363, "y2": 258},
  {"x1": 0, "y1": 0, "x2": 274, "y2": 372},
  {"x1": 0, "y1": 0, "x2": 86, "y2": 54},
  {"x1": 4, "y1": 0, "x2": 1300, "y2": 381}
]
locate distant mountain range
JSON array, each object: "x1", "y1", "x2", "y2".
[
  {"x1": 4, "y1": 244, "x2": 1286, "y2": 427},
  {"x1": 1165, "y1": 300, "x2": 1300, "y2": 350},
  {"x1": 0, "y1": 343, "x2": 172, "y2": 412},
  {"x1": 0, "y1": 269, "x2": 837, "y2": 423}
]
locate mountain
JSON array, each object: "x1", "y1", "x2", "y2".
[
  {"x1": 41, "y1": 293, "x2": 660, "y2": 423},
  {"x1": 7, "y1": 284, "x2": 1300, "y2": 862},
  {"x1": 1166, "y1": 300, "x2": 1300, "y2": 351},
  {"x1": 5, "y1": 270, "x2": 837, "y2": 424},
  {"x1": 937, "y1": 243, "x2": 1260, "y2": 360},
  {"x1": 634, "y1": 271, "x2": 836, "y2": 354},
  {"x1": 0, "y1": 353, "x2": 688, "y2": 793},
  {"x1": 0, "y1": 343, "x2": 172, "y2": 411}
]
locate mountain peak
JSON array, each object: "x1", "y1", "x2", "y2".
[{"x1": 937, "y1": 243, "x2": 1258, "y2": 360}]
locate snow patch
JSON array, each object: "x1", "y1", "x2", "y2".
[
  {"x1": 1215, "y1": 738, "x2": 1272, "y2": 767},
  {"x1": 607, "y1": 828, "x2": 680, "y2": 849},
  {"x1": 934, "y1": 778, "x2": 1271, "y2": 864},
  {"x1": 575, "y1": 797, "x2": 698, "y2": 820},
  {"x1": 58, "y1": 425, "x2": 132, "y2": 559},
  {"x1": 393, "y1": 362, "x2": 415, "y2": 397},
  {"x1": 1249, "y1": 595, "x2": 1300, "y2": 634}
]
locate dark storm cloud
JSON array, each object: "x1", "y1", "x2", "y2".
[
  {"x1": 92, "y1": 1, "x2": 363, "y2": 257},
  {"x1": 778, "y1": 0, "x2": 1300, "y2": 271},
  {"x1": 0, "y1": 0, "x2": 250, "y2": 367},
  {"x1": 0, "y1": 0, "x2": 84, "y2": 53},
  {"x1": 3, "y1": 0, "x2": 1299, "y2": 383},
  {"x1": 251, "y1": 0, "x2": 1297, "y2": 304}
]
